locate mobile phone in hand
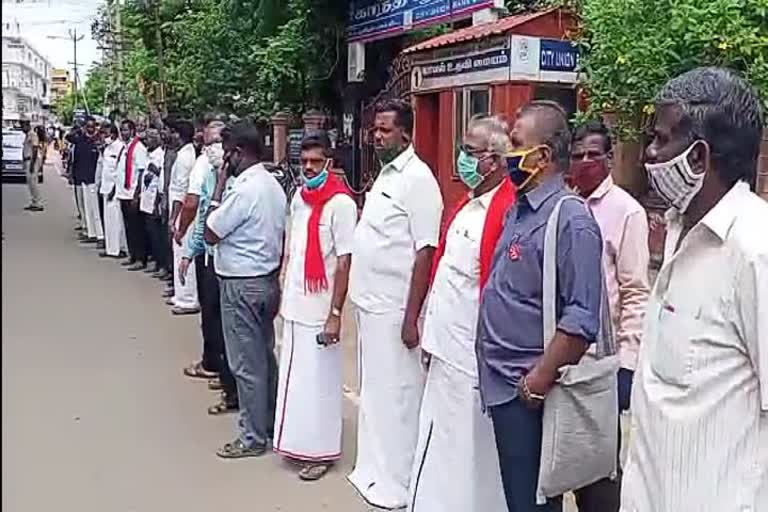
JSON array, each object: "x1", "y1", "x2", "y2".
[{"x1": 316, "y1": 333, "x2": 333, "y2": 346}]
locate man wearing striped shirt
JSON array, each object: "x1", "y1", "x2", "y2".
[{"x1": 621, "y1": 67, "x2": 767, "y2": 511}]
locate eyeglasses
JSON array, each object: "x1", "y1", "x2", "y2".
[{"x1": 458, "y1": 144, "x2": 487, "y2": 157}]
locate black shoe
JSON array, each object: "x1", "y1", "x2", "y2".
[
  {"x1": 80, "y1": 237, "x2": 98, "y2": 244},
  {"x1": 161, "y1": 273, "x2": 173, "y2": 282},
  {"x1": 126, "y1": 262, "x2": 147, "y2": 271},
  {"x1": 24, "y1": 205, "x2": 44, "y2": 212},
  {"x1": 96, "y1": 240, "x2": 106, "y2": 249},
  {"x1": 120, "y1": 259, "x2": 136, "y2": 267},
  {"x1": 153, "y1": 269, "x2": 169, "y2": 279}
]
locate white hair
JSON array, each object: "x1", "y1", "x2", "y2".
[{"x1": 466, "y1": 115, "x2": 511, "y2": 156}]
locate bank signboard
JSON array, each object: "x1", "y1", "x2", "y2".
[{"x1": 347, "y1": 0, "x2": 496, "y2": 43}]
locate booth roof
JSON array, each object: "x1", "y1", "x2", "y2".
[{"x1": 402, "y1": 8, "x2": 559, "y2": 54}]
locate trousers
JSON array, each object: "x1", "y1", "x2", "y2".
[
  {"x1": 120, "y1": 199, "x2": 147, "y2": 264},
  {"x1": 196, "y1": 254, "x2": 237, "y2": 402},
  {"x1": 146, "y1": 215, "x2": 169, "y2": 271},
  {"x1": 490, "y1": 399, "x2": 562, "y2": 512},
  {"x1": 103, "y1": 195, "x2": 127, "y2": 256},
  {"x1": 219, "y1": 273, "x2": 279, "y2": 448},
  {"x1": 24, "y1": 159, "x2": 42, "y2": 207},
  {"x1": 82, "y1": 183, "x2": 104, "y2": 240}
]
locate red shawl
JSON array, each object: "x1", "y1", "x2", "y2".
[
  {"x1": 123, "y1": 137, "x2": 140, "y2": 190},
  {"x1": 431, "y1": 178, "x2": 517, "y2": 294},
  {"x1": 299, "y1": 173, "x2": 353, "y2": 293}
]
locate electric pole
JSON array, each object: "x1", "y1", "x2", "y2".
[
  {"x1": 47, "y1": 28, "x2": 85, "y2": 110},
  {"x1": 154, "y1": 0, "x2": 166, "y2": 116}
]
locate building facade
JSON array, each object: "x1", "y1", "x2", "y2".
[
  {"x1": 2, "y1": 21, "x2": 52, "y2": 127},
  {"x1": 50, "y1": 68, "x2": 73, "y2": 104}
]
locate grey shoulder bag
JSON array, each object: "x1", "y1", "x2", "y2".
[{"x1": 536, "y1": 195, "x2": 620, "y2": 504}]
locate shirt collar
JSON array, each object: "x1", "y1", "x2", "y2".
[
  {"x1": 523, "y1": 173, "x2": 566, "y2": 211},
  {"x1": 588, "y1": 175, "x2": 614, "y2": 201},
  {"x1": 472, "y1": 182, "x2": 502, "y2": 210},
  {"x1": 665, "y1": 180, "x2": 750, "y2": 242},
  {"x1": 382, "y1": 144, "x2": 415, "y2": 174}
]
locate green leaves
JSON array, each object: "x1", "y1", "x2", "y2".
[{"x1": 578, "y1": 0, "x2": 768, "y2": 138}]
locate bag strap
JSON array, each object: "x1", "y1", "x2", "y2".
[{"x1": 542, "y1": 195, "x2": 615, "y2": 358}]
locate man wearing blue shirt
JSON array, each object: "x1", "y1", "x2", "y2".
[
  {"x1": 205, "y1": 122, "x2": 287, "y2": 458},
  {"x1": 476, "y1": 101, "x2": 604, "y2": 512}
]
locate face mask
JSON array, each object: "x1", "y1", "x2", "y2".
[
  {"x1": 456, "y1": 151, "x2": 485, "y2": 190},
  {"x1": 645, "y1": 141, "x2": 705, "y2": 213},
  {"x1": 567, "y1": 158, "x2": 609, "y2": 197},
  {"x1": 507, "y1": 146, "x2": 545, "y2": 189},
  {"x1": 302, "y1": 167, "x2": 329, "y2": 190},
  {"x1": 206, "y1": 142, "x2": 224, "y2": 169}
]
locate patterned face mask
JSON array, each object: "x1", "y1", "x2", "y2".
[{"x1": 645, "y1": 141, "x2": 705, "y2": 213}]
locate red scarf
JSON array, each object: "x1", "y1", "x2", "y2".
[
  {"x1": 431, "y1": 178, "x2": 517, "y2": 294},
  {"x1": 123, "y1": 137, "x2": 140, "y2": 190},
  {"x1": 299, "y1": 173, "x2": 353, "y2": 294}
]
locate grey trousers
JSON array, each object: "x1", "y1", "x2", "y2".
[
  {"x1": 25, "y1": 160, "x2": 42, "y2": 207},
  {"x1": 219, "y1": 273, "x2": 280, "y2": 448}
]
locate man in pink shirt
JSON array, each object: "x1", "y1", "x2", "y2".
[{"x1": 567, "y1": 120, "x2": 651, "y2": 512}]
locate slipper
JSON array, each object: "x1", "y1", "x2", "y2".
[
  {"x1": 216, "y1": 439, "x2": 266, "y2": 459},
  {"x1": 208, "y1": 398, "x2": 238, "y2": 415},
  {"x1": 208, "y1": 378, "x2": 223, "y2": 391},
  {"x1": 183, "y1": 361, "x2": 218, "y2": 380},
  {"x1": 298, "y1": 463, "x2": 332, "y2": 481},
  {"x1": 172, "y1": 305, "x2": 200, "y2": 316}
]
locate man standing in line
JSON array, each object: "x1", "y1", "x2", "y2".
[
  {"x1": 115, "y1": 119, "x2": 149, "y2": 271},
  {"x1": 179, "y1": 125, "x2": 238, "y2": 414},
  {"x1": 621, "y1": 68, "x2": 767, "y2": 512},
  {"x1": 273, "y1": 130, "x2": 357, "y2": 481},
  {"x1": 99, "y1": 124, "x2": 127, "y2": 259},
  {"x1": 70, "y1": 117, "x2": 104, "y2": 245},
  {"x1": 347, "y1": 99, "x2": 444, "y2": 509},
  {"x1": 567, "y1": 120, "x2": 650, "y2": 512},
  {"x1": 205, "y1": 121, "x2": 286, "y2": 458},
  {"x1": 21, "y1": 118, "x2": 43, "y2": 212},
  {"x1": 158, "y1": 118, "x2": 179, "y2": 287},
  {"x1": 476, "y1": 101, "x2": 604, "y2": 512},
  {"x1": 408, "y1": 116, "x2": 511, "y2": 512},
  {"x1": 95, "y1": 122, "x2": 114, "y2": 248},
  {"x1": 139, "y1": 127, "x2": 166, "y2": 275},
  {"x1": 167, "y1": 120, "x2": 200, "y2": 312}
]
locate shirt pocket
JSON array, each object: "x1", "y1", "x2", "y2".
[
  {"x1": 444, "y1": 227, "x2": 480, "y2": 280},
  {"x1": 362, "y1": 190, "x2": 406, "y2": 235}
]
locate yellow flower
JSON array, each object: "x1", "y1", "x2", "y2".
[
  {"x1": 616, "y1": 55, "x2": 627, "y2": 64},
  {"x1": 717, "y1": 41, "x2": 730, "y2": 50},
  {"x1": 642, "y1": 104, "x2": 656, "y2": 116}
]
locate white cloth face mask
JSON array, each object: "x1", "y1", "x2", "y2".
[{"x1": 645, "y1": 141, "x2": 706, "y2": 213}]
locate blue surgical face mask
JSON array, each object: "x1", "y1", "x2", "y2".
[
  {"x1": 302, "y1": 166, "x2": 329, "y2": 190},
  {"x1": 456, "y1": 151, "x2": 485, "y2": 189}
]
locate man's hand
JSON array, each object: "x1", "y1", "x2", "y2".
[
  {"x1": 401, "y1": 320, "x2": 420, "y2": 350},
  {"x1": 178, "y1": 257, "x2": 191, "y2": 286},
  {"x1": 322, "y1": 315, "x2": 342, "y2": 345},
  {"x1": 173, "y1": 228, "x2": 184, "y2": 246},
  {"x1": 517, "y1": 366, "x2": 556, "y2": 409}
]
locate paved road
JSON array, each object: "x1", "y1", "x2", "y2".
[
  {"x1": 2, "y1": 155, "x2": 590, "y2": 512},
  {"x1": 1, "y1": 162, "x2": 367, "y2": 512}
]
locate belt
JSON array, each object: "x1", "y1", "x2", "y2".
[{"x1": 216, "y1": 269, "x2": 279, "y2": 281}]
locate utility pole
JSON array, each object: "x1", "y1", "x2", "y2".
[
  {"x1": 47, "y1": 28, "x2": 85, "y2": 110},
  {"x1": 153, "y1": 0, "x2": 166, "y2": 116},
  {"x1": 115, "y1": 0, "x2": 125, "y2": 115}
]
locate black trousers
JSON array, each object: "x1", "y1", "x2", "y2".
[
  {"x1": 97, "y1": 192, "x2": 105, "y2": 232},
  {"x1": 120, "y1": 199, "x2": 148, "y2": 265},
  {"x1": 145, "y1": 215, "x2": 169, "y2": 271},
  {"x1": 196, "y1": 254, "x2": 237, "y2": 404}
]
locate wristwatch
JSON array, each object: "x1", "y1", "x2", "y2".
[{"x1": 330, "y1": 307, "x2": 342, "y2": 318}]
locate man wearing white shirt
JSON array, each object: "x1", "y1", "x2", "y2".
[
  {"x1": 273, "y1": 131, "x2": 357, "y2": 481},
  {"x1": 167, "y1": 120, "x2": 200, "y2": 314},
  {"x1": 99, "y1": 125, "x2": 128, "y2": 259},
  {"x1": 621, "y1": 67, "x2": 768, "y2": 512},
  {"x1": 115, "y1": 119, "x2": 149, "y2": 271},
  {"x1": 140, "y1": 128, "x2": 166, "y2": 275},
  {"x1": 408, "y1": 116, "x2": 510, "y2": 512},
  {"x1": 347, "y1": 100, "x2": 444, "y2": 509}
]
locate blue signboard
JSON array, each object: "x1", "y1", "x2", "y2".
[
  {"x1": 347, "y1": 0, "x2": 494, "y2": 43},
  {"x1": 539, "y1": 39, "x2": 579, "y2": 73}
]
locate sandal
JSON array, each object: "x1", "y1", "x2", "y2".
[
  {"x1": 208, "y1": 378, "x2": 223, "y2": 391},
  {"x1": 208, "y1": 397, "x2": 238, "y2": 415},
  {"x1": 298, "y1": 463, "x2": 332, "y2": 481},
  {"x1": 183, "y1": 361, "x2": 218, "y2": 380},
  {"x1": 216, "y1": 439, "x2": 266, "y2": 459}
]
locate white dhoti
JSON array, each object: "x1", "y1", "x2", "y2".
[
  {"x1": 103, "y1": 195, "x2": 127, "y2": 256},
  {"x1": 82, "y1": 183, "x2": 104, "y2": 240},
  {"x1": 171, "y1": 222, "x2": 198, "y2": 308},
  {"x1": 348, "y1": 309, "x2": 426, "y2": 509},
  {"x1": 274, "y1": 320, "x2": 343, "y2": 462},
  {"x1": 74, "y1": 184, "x2": 86, "y2": 229},
  {"x1": 408, "y1": 357, "x2": 506, "y2": 512}
]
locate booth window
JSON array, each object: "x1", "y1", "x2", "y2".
[{"x1": 454, "y1": 86, "x2": 491, "y2": 177}]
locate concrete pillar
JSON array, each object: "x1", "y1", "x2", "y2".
[
  {"x1": 758, "y1": 128, "x2": 768, "y2": 201},
  {"x1": 302, "y1": 109, "x2": 326, "y2": 131},
  {"x1": 271, "y1": 111, "x2": 291, "y2": 163}
]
